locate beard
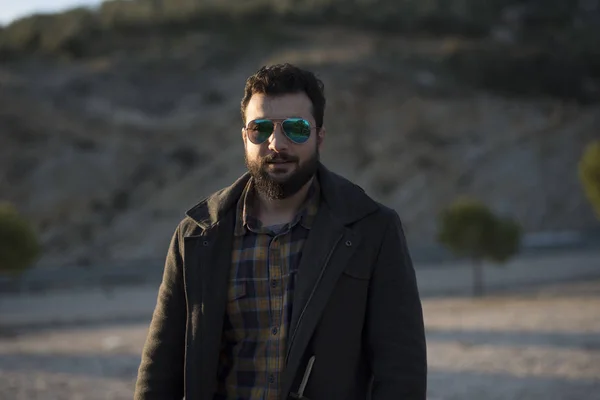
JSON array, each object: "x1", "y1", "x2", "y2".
[{"x1": 245, "y1": 148, "x2": 319, "y2": 200}]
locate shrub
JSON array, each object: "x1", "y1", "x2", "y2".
[
  {"x1": 0, "y1": 202, "x2": 41, "y2": 276},
  {"x1": 578, "y1": 140, "x2": 600, "y2": 219},
  {"x1": 437, "y1": 197, "x2": 522, "y2": 296},
  {"x1": 486, "y1": 217, "x2": 522, "y2": 263}
]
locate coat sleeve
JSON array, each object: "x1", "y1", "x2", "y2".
[
  {"x1": 134, "y1": 225, "x2": 186, "y2": 400},
  {"x1": 366, "y1": 210, "x2": 427, "y2": 399}
]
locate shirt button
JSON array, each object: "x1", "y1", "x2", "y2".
[
  {"x1": 271, "y1": 280, "x2": 278, "y2": 288},
  {"x1": 272, "y1": 327, "x2": 278, "y2": 335},
  {"x1": 269, "y1": 374, "x2": 275, "y2": 384}
]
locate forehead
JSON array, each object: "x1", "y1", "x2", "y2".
[{"x1": 245, "y1": 92, "x2": 313, "y2": 121}]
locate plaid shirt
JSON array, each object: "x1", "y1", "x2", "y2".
[{"x1": 213, "y1": 177, "x2": 320, "y2": 400}]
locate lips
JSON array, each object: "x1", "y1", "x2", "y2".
[{"x1": 264, "y1": 154, "x2": 296, "y2": 164}]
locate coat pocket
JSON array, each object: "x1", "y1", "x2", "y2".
[{"x1": 342, "y1": 261, "x2": 372, "y2": 281}]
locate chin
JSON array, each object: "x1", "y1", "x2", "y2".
[{"x1": 268, "y1": 172, "x2": 292, "y2": 183}]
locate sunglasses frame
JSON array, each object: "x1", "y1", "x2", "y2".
[{"x1": 244, "y1": 117, "x2": 317, "y2": 145}]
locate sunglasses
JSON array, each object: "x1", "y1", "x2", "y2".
[{"x1": 244, "y1": 118, "x2": 315, "y2": 145}]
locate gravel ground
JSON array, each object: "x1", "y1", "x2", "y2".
[{"x1": 1, "y1": 280, "x2": 599, "y2": 400}]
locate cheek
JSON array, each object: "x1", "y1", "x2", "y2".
[
  {"x1": 297, "y1": 146, "x2": 316, "y2": 163},
  {"x1": 305, "y1": 137, "x2": 319, "y2": 155},
  {"x1": 245, "y1": 142, "x2": 264, "y2": 159}
]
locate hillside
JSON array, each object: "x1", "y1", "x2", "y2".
[{"x1": 1, "y1": 1, "x2": 599, "y2": 267}]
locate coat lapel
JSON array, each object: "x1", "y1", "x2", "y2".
[
  {"x1": 280, "y1": 165, "x2": 377, "y2": 398},
  {"x1": 281, "y1": 205, "x2": 362, "y2": 398},
  {"x1": 287, "y1": 203, "x2": 349, "y2": 350}
]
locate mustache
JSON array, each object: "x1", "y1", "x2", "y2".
[{"x1": 262, "y1": 153, "x2": 298, "y2": 163}]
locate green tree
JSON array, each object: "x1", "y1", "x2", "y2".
[
  {"x1": 0, "y1": 202, "x2": 41, "y2": 276},
  {"x1": 437, "y1": 198, "x2": 522, "y2": 297},
  {"x1": 578, "y1": 140, "x2": 600, "y2": 219}
]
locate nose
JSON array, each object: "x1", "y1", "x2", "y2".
[{"x1": 267, "y1": 122, "x2": 289, "y2": 153}]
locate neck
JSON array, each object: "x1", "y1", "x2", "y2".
[{"x1": 255, "y1": 177, "x2": 314, "y2": 226}]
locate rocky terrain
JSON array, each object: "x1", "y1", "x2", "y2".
[{"x1": 1, "y1": 13, "x2": 599, "y2": 266}]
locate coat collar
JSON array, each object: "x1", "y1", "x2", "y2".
[{"x1": 185, "y1": 163, "x2": 378, "y2": 230}]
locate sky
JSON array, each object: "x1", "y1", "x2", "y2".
[{"x1": 0, "y1": 0, "x2": 103, "y2": 25}]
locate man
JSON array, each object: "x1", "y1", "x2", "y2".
[{"x1": 134, "y1": 63, "x2": 427, "y2": 400}]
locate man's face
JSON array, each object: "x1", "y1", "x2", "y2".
[{"x1": 243, "y1": 92, "x2": 324, "y2": 200}]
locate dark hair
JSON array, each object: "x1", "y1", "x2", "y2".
[{"x1": 241, "y1": 63, "x2": 326, "y2": 128}]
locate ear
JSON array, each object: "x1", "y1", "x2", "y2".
[
  {"x1": 317, "y1": 127, "x2": 326, "y2": 147},
  {"x1": 241, "y1": 128, "x2": 248, "y2": 149}
]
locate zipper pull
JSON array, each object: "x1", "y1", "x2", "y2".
[{"x1": 289, "y1": 355, "x2": 315, "y2": 400}]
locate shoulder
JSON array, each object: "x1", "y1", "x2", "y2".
[
  {"x1": 329, "y1": 170, "x2": 398, "y2": 219},
  {"x1": 324, "y1": 172, "x2": 404, "y2": 250},
  {"x1": 174, "y1": 215, "x2": 204, "y2": 237},
  {"x1": 183, "y1": 172, "x2": 252, "y2": 229},
  {"x1": 374, "y1": 201, "x2": 403, "y2": 226},
  {"x1": 171, "y1": 183, "x2": 235, "y2": 238}
]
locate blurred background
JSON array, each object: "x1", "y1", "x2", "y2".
[{"x1": 0, "y1": 0, "x2": 599, "y2": 399}]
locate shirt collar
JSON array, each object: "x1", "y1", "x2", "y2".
[{"x1": 234, "y1": 177, "x2": 320, "y2": 236}]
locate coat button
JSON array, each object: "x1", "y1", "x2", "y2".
[
  {"x1": 203, "y1": 241, "x2": 209, "y2": 246},
  {"x1": 345, "y1": 240, "x2": 352, "y2": 246}
]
